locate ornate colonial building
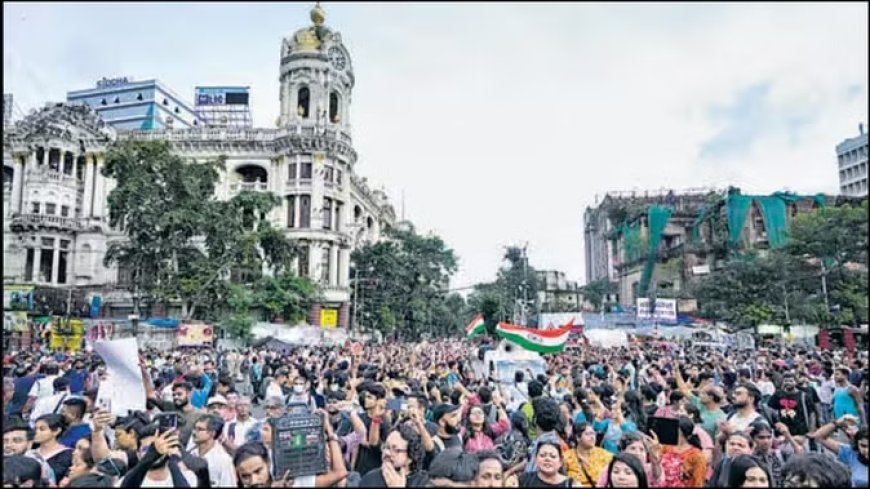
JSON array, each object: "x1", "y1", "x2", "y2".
[{"x1": 3, "y1": 5, "x2": 395, "y2": 327}]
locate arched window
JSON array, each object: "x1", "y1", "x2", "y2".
[
  {"x1": 329, "y1": 92, "x2": 340, "y2": 123},
  {"x1": 297, "y1": 87, "x2": 310, "y2": 118}
]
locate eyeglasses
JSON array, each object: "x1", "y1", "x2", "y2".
[{"x1": 382, "y1": 444, "x2": 408, "y2": 454}]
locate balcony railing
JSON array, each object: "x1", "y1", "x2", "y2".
[
  {"x1": 26, "y1": 168, "x2": 78, "y2": 186},
  {"x1": 11, "y1": 213, "x2": 80, "y2": 231},
  {"x1": 229, "y1": 181, "x2": 269, "y2": 193}
]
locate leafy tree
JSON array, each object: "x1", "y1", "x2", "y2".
[
  {"x1": 579, "y1": 278, "x2": 618, "y2": 312},
  {"x1": 102, "y1": 140, "x2": 313, "y2": 324},
  {"x1": 253, "y1": 272, "x2": 319, "y2": 324},
  {"x1": 785, "y1": 200, "x2": 868, "y2": 266},
  {"x1": 351, "y1": 223, "x2": 459, "y2": 339}
]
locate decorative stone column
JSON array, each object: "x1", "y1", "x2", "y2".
[
  {"x1": 32, "y1": 248, "x2": 42, "y2": 283},
  {"x1": 339, "y1": 248, "x2": 350, "y2": 287},
  {"x1": 82, "y1": 154, "x2": 94, "y2": 218},
  {"x1": 308, "y1": 243, "x2": 318, "y2": 280},
  {"x1": 329, "y1": 244, "x2": 338, "y2": 286},
  {"x1": 51, "y1": 247, "x2": 60, "y2": 284},
  {"x1": 12, "y1": 156, "x2": 24, "y2": 214},
  {"x1": 92, "y1": 155, "x2": 106, "y2": 218}
]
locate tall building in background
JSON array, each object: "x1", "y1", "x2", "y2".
[
  {"x1": 837, "y1": 124, "x2": 868, "y2": 197},
  {"x1": 66, "y1": 77, "x2": 202, "y2": 131},
  {"x1": 194, "y1": 86, "x2": 253, "y2": 128}
]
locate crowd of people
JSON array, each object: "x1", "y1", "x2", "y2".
[{"x1": 2, "y1": 336, "x2": 868, "y2": 487}]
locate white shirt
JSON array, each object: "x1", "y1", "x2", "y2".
[
  {"x1": 757, "y1": 380, "x2": 776, "y2": 397},
  {"x1": 224, "y1": 416, "x2": 259, "y2": 445},
  {"x1": 729, "y1": 410, "x2": 762, "y2": 433},
  {"x1": 190, "y1": 443, "x2": 237, "y2": 488},
  {"x1": 29, "y1": 375, "x2": 58, "y2": 399},
  {"x1": 819, "y1": 378, "x2": 835, "y2": 404},
  {"x1": 266, "y1": 381, "x2": 284, "y2": 400},
  {"x1": 30, "y1": 392, "x2": 69, "y2": 426},
  {"x1": 130, "y1": 470, "x2": 198, "y2": 488}
]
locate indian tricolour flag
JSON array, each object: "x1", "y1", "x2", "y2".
[
  {"x1": 465, "y1": 314, "x2": 486, "y2": 338},
  {"x1": 495, "y1": 321, "x2": 572, "y2": 354}
]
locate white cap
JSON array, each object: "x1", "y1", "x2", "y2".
[{"x1": 207, "y1": 394, "x2": 228, "y2": 406}]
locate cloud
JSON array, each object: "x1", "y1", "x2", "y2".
[{"x1": 3, "y1": 3, "x2": 867, "y2": 291}]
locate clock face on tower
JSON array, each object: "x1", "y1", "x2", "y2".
[{"x1": 328, "y1": 46, "x2": 347, "y2": 70}]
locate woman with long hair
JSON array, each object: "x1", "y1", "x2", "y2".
[
  {"x1": 660, "y1": 416, "x2": 707, "y2": 488},
  {"x1": 463, "y1": 403, "x2": 510, "y2": 453},
  {"x1": 726, "y1": 454, "x2": 771, "y2": 488},
  {"x1": 603, "y1": 452, "x2": 649, "y2": 489}
]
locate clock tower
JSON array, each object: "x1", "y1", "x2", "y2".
[{"x1": 279, "y1": 3, "x2": 354, "y2": 129}]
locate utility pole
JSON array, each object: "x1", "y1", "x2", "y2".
[
  {"x1": 782, "y1": 282, "x2": 790, "y2": 324},
  {"x1": 820, "y1": 259, "x2": 830, "y2": 313},
  {"x1": 352, "y1": 268, "x2": 360, "y2": 334},
  {"x1": 520, "y1": 243, "x2": 529, "y2": 326}
]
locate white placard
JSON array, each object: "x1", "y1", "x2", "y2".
[
  {"x1": 636, "y1": 298, "x2": 677, "y2": 321},
  {"x1": 93, "y1": 338, "x2": 146, "y2": 416}
]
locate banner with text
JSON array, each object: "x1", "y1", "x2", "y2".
[{"x1": 635, "y1": 298, "x2": 677, "y2": 322}]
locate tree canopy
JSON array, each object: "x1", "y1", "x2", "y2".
[
  {"x1": 102, "y1": 140, "x2": 317, "y2": 333},
  {"x1": 350, "y1": 223, "x2": 461, "y2": 339}
]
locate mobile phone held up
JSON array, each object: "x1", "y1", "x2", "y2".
[{"x1": 155, "y1": 413, "x2": 180, "y2": 432}]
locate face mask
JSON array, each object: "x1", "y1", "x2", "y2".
[
  {"x1": 330, "y1": 384, "x2": 339, "y2": 392},
  {"x1": 293, "y1": 385, "x2": 305, "y2": 394},
  {"x1": 444, "y1": 423, "x2": 459, "y2": 435}
]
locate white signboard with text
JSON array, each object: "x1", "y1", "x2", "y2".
[{"x1": 636, "y1": 298, "x2": 677, "y2": 321}]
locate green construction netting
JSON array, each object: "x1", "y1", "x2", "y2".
[
  {"x1": 622, "y1": 221, "x2": 646, "y2": 263},
  {"x1": 755, "y1": 196, "x2": 788, "y2": 248},
  {"x1": 638, "y1": 206, "x2": 673, "y2": 296},
  {"x1": 726, "y1": 194, "x2": 753, "y2": 247}
]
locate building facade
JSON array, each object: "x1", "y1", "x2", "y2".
[
  {"x1": 536, "y1": 270, "x2": 582, "y2": 313},
  {"x1": 837, "y1": 124, "x2": 868, "y2": 197},
  {"x1": 67, "y1": 77, "x2": 202, "y2": 131},
  {"x1": 4, "y1": 5, "x2": 395, "y2": 327}
]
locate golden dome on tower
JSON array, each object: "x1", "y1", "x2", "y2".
[{"x1": 310, "y1": 2, "x2": 326, "y2": 26}]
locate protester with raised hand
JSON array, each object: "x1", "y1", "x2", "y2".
[
  {"x1": 119, "y1": 428, "x2": 197, "y2": 487},
  {"x1": 808, "y1": 415, "x2": 867, "y2": 488}
]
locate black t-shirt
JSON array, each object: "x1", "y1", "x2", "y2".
[
  {"x1": 518, "y1": 472, "x2": 573, "y2": 488},
  {"x1": 767, "y1": 390, "x2": 809, "y2": 435},
  {"x1": 359, "y1": 468, "x2": 430, "y2": 488},
  {"x1": 354, "y1": 413, "x2": 389, "y2": 476}
]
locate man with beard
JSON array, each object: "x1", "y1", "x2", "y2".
[
  {"x1": 3, "y1": 418, "x2": 57, "y2": 485},
  {"x1": 359, "y1": 424, "x2": 430, "y2": 487},
  {"x1": 768, "y1": 372, "x2": 812, "y2": 438},
  {"x1": 57, "y1": 397, "x2": 92, "y2": 449},
  {"x1": 146, "y1": 381, "x2": 204, "y2": 448},
  {"x1": 719, "y1": 383, "x2": 764, "y2": 439},
  {"x1": 431, "y1": 403, "x2": 463, "y2": 452}
]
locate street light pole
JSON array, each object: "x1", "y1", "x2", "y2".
[{"x1": 352, "y1": 268, "x2": 359, "y2": 333}]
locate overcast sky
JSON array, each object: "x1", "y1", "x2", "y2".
[{"x1": 4, "y1": 2, "x2": 868, "y2": 290}]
